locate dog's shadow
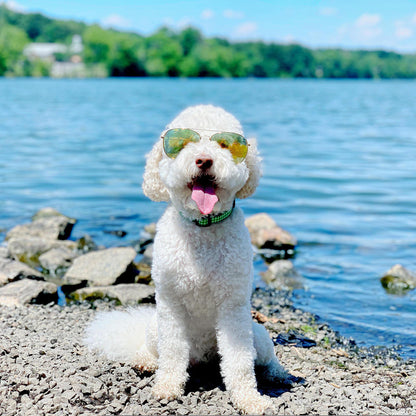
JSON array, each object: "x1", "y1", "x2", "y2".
[
  {"x1": 256, "y1": 371, "x2": 304, "y2": 399},
  {"x1": 184, "y1": 359, "x2": 304, "y2": 398}
]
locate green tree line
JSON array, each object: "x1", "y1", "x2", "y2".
[{"x1": 1, "y1": 4, "x2": 416, "y2": 78}]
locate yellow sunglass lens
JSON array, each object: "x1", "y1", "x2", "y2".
[
  {"x1": 163, "y1": 129, "x2": 200, "y2": 158},
  {"x1": 210, "y1": 132, "x2": 248, "y2": 163}
]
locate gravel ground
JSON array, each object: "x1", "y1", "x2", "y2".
[{"x1": 1, "y1": 289, "x2": 415, "y2": 416}]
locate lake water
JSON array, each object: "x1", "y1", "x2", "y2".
[{"x1": 1, "y1": 78, "x2": 415, "y2": 358}]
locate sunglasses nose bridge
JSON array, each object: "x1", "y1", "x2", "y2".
[{"x1": 199, "y1": 131, "x2": 214, "y2": 141}]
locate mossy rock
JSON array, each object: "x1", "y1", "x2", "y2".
[
  {"x1": 70, "y1": 283, "x2": 155, "y2": 305},
  {"x1": 381, "y1": 274, "x2": 416, "y2": 294},
  {"x1": 381, "y1": 264, "x2": 416, "y2": 295},
  {"x1": 134, "y1": 261, "x2": 152, "y2": 284}
]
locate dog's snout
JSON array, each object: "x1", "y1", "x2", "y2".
[{"x1": 195, "y1": 156, "x2": 213, "y2": 170}]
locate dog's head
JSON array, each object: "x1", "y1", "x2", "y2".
[{"x1": 142, "y1": 105, "x2": 261, "y2": 219}]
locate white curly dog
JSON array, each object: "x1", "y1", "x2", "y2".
[{"x1": 85, "y1": 105, "x2": 287, "y2": 414}]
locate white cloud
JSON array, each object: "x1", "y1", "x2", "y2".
[
  {"x1": 395, "y1": 21, "x2": 413, "y2": 39},
  {"x1": 319, "y1": 7, "x2": 338, "y2": 17},
  {"x1": 335, "y1": 13, "x2": 384, "y2": 46},
  {"x1": 234, "y1": 22, "x2": 258, "y2": 37},
  {"x1": 355, "y1": 13, "x2": 381, "y2": 28},
  {"x1": 353, "y1": 13, "x2": 382, "y2": 39},
  {"x1": 101, "y1": 14, "x2": 132, "y2": 29},
  {"x1": 177, "y1": 17, "x2": 192, "y2": 29},
  {"x1": 3, "y1": 0, "x2": 26, "y2": 12},
  {"x1": 162, "y1": 16, "x2": 192, "y2": 30},
  {"x1": 223, "y1": 9, "x2": 244, "y2": 19},
  {"x1": 395, "y1": 26, "x2": 413, "y2": 39},
  {"x1": 163, "y1": 17, "x2": 175, "y2": 27},
  {"x1": 337, "y1": 24, "x2": 348, "y2": 36},
  {"x1": 412, "y1": 13, "x2": 416, "y2": 24},
  {"x1": 283, "y1": 34, "x2": 295, "y2": 44},
  {"x1": 201, "y1": 9, "x2": 214, "y2": 20}
]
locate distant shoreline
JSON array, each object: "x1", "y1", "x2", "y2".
[
  {"x1": 2, "y1": 75, "x2": 416, "y2": 80},
  {"x1": 2, "y1": 5, "x2": 416, "y2": 80}
]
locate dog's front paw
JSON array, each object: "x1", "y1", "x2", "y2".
[
  {"x1": 152, "y1": 378, "x2": 184, "y2": 401},
  {"x1": 232, "y1": 390, "x2": 273, "y2": 415}
]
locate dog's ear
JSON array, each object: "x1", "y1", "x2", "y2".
[
  {"x1": 236, "y1": 138, "x2": 262, "y2": 199},
  {"x1": 142, "y1": 140, "x2": 170, "y2": 202}
]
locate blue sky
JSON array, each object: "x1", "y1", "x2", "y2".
[{"x1": 4, "y1": 0, "x2": 416, "y2": 52}]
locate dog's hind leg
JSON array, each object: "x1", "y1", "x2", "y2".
[{"x1": 253, "y1": 322, "x2": 287, "y2": 382}]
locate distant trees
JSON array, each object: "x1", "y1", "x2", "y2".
[
  {"x1": 1, "y1": 4, "x2": 416, "y2": 78},
  {"x1": 313, "y1": 49, "x2": 416, "y2": 79},
  {"x1": 0, "y1": 5, "x2": 86, "y2": 43},
  {"x1": 144, "y1": 27, "x2": 182, "y2": 76},
  {"x1": 83, "y1": 25, "x2": 147, "y2": 76},
  {"x1": 0, "y1": 24, "x2": 29, "y2": 75}
]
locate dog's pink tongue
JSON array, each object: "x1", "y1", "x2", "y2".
[{"x1": 191, "y1": 185, "x2": 218, "y2": 215}]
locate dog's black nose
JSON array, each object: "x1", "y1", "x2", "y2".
[{"x1": 196, "y1": 157, "x2": 213, "y2": 170}]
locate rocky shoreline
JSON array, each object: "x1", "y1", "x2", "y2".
[
  {"x1": 0, "y1": 209, "x2": 415, "y2": 415},
  {"x1": 0, "y1": 208, "x2": 300, "y2": 307}
]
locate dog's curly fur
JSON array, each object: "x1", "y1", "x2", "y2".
[{"x1": 85, "y1": 105, "x2": 287, "y2": 414}]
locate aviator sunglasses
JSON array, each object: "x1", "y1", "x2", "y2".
[{"x1": 161, "y1": 128, "x2": 248, "y2": 163}]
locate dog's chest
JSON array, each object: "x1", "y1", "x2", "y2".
[{"x1": 153, "y1": 207, "x2": 253, "y2": 297}]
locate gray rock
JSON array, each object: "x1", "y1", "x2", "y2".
[
  {"x1": 39, "y1": 246, "x2": 78, "y2": 277},
  {"x1": 76, "y1": 234, "x2": 97, "y2": 254},
  {"x1": 6, "y1": 209, "x2": 76, "y2": 242},
  {"x1": 63, "y1": 247, "x2": 137, "y2": 286},
  {"x1": 7, "y1": 237, "x2": 77, "y2": 268},
  {"x1": 0, "y1": 258, "x2": 43, "y2": 285},
  {"x1": 0, "y1": 272, "x2": 8, "y2": 286},
  {"x1": 381, "y1": 264, "x2": 416, "y2": 294},
  {"x1": 245, "y1": 212, "x2": 276, "y2": 231},
  {"x1": 261, "y1": 259, "x2": 303, "y2": 290},
  {"x1": 134, "y1": 260, "x2": 152, "y2": 284},
  {"x1": 70, "y1": 283, "x2": 155, "y2": 305},
  {"x1": 32, "y1": 207, "x2": 70, "y2": 221},
  {"x1": 0, "y1": 279, "x2": 57, "y2": 306},
  {"x1": 245, "y1": 213, "x2": 297, "y2": 250},
  {"x1": 143, "y1": 243, "x2": 153, "y2": 261},
  {"x1": 144, "y1": 222, "x2": 157, "y2": 239},
  {"x1": 0, "y1": 246, "x2": 9, "y2": 258}
]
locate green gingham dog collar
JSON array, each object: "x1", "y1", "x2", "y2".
[{"x1": 181, "y1": 201, "x2": 235, "y2": 227}]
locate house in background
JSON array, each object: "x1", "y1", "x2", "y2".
[
  {"x1": 23, "y1": 42, "x2": 67, "y2": 61},
  {"x1": 23, "y1": 35, "x2": 86, "y2": 77}
]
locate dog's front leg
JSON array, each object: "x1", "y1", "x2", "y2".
[
  {"x1": 152, "y1": 297, "x2": 190, "y2": 401},
  {"x1": 217, "y1": 302, "x2": 273, "y2": 415}
]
